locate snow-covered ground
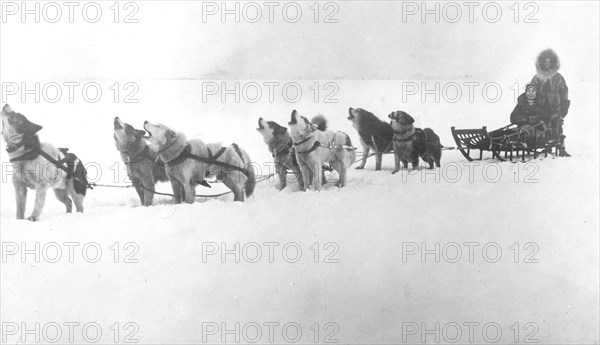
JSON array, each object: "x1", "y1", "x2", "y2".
[
  {"x1": 1, "y1": 79, "x2": 598, "y2": 344},
  {"x1": 1, "y1": 1, "x2": 599, "y2": 343}
]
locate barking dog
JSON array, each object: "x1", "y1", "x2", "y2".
[
  {"x1": 114, "y1": 117, "x2": 168, "y2": 206},
  {"x1": 288, "y1": 110, "x2": 355, "y2": 190},
  {"x1": 347, "y1": 107, "x2": 394, "y2": 170},
  {"x1": 388, "y1": 111, "x2": 442, "y2": 173},
  {"x1": 1, "y1": 104, "x2": 86, "y2": 221},
  {"x1": 256, "y1": 117, "x2": 304, "y2": 191},
  {"x1": 143, "y1": 121, "x2": 255, "y2": 202}
]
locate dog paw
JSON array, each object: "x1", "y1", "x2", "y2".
[
  {"x1": 26, "y1": 216, "x2": 38, "y2": 222},
  {"x1": 355, "y1": 166, "x2": 364, "y2": 170}
]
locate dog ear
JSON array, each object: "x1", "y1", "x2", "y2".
[
  {"x1": 289, "y1": 110, "x2": 298, "y2": 124},
  {"x1": 272, "y1": 122, "x2": 287, "y2": 135},
  {"x1": 257, "y1": 117, "x2": 264, "y2": 130},
  {"x1": 25, "y1": 119, "x2": 43, "y2": 134},
  {"x1": 134, "y1": 129, "x2": 146, "y2": 139}
]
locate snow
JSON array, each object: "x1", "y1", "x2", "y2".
[
  {"x1": 1, "y1": 79, "x2": 598, "y2": 344},
  {"x1": 1, "y1": 1, "x2": 599, "y2": 343}
]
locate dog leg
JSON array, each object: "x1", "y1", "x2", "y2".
[
  {"x1": 223, "y1": 176, "x2": 245, "y2": 202},
  {"x1": 277, "y1": 164, "x2": 287, "y2": 191},
  {"x1": 14, "y1": 183, "x2": 27, "y2": 219},
  {"x1": 356, "y1": 146, "x2": 369, "y2": 169},
  {"x1": 375, "y1": 153, "x2": 383, "y2": 171},
  {"x1": 183, "y1": 181, "x2": 196, "y2": 204},
  {"x1": 298, "y1": 161, "x2": 311, "y2": 191},
  {"x1": 142, "y1": 177, "x2": 156, "y2": 206},
  {"x1": 314, "y1": 162, "x2": 324, "y2": 191},
  {"x1": 392, "y1": 149, "x2": 401, "y2": 174},
  {"x1": 133, "y1": 182, "x2": 145, "y2": 205},
  {"x1": 422, "y1": 154, "x2": 434, "y2": 169},
  {"x1": 53, "y1": 188, "x2": 73, "y2": 213},
  {"x1": 28, "y1": 187, "x2": 48, "y2": 221},
  {"x1": 67, "y1": 183, "x2": 85, "y2": 213},
  {"x1": 411, "y1": 153, "x2": 420, "y2": 170},
  {"x1": 290, "y1": 166, "x2": 304, "y2": 191},
  {"x1": 170, "y1": 179, "x2": 184, "y2": 204}
]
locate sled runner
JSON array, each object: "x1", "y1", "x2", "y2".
[{"x1": 451, "y1": 118, "x2": 563, "y2": 162}]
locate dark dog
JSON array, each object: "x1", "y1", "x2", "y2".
[
  {"x1": 388, "y1": 111, "x2": 441, "y2": 173},
  {"x1": 256, "y1": 118, "x2": 304, "y2": 191},
  {"x1": 114, "y1": 117, "x2": 168, "y2": 206},
  {"x1": 348, "y1": 107, "x2": 394, "y2": 170},
  {"x1": 1, "y1": 104, "x2": 86, "y2": 221}
]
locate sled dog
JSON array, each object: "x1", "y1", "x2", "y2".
[
  {"x1": 114, "y1": 117, "x2": 168, "y2": 206},
  {"x1": 143, "y1": 121, "x2": 255, "y2": 202},
  {"x1": 256, "y1": 117, "x2": 304, "y2": 191},
  {"x1": 1, "y1": 104, "x2": 87, "y2": 221},
  {"x1": 347, "y1": 107, "x2": 394, "y2": 170},
  {"x1": 288, "y1": 110, "x2": 355, "y2": 190},
  {"x1": 388, "y1": 110, "x2": 442, "y2": 173}
]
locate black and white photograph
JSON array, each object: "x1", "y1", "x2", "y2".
[{"x1": 0, "y1": 1, "x2": 598, "y2": 344}]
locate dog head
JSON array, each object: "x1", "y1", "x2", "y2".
[
  {"x1": 388, "y1": 111, "x2": 414, "y2": 131},
  {"x1": 347, "y1": 107, "x2": 365, "y2": 122},
  {"x1": 113, "y1": 117, "x2": 147, "y2": 151},
  {"x1": 256, "y1": 117, "x2": 288, "y2": 144},
  {"x1": 288, "y1": 110, "x2": 318, "y2": 138},
  {"x1": 143, "y1": 121, "x2": 178, "y2": 149},
  {"x1": 1, "y1": 104, "x2": 43, "y2": 151}
]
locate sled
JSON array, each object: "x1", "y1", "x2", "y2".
[{"x1": 451, "y1": 118, "x2": 563, "y2": 162}]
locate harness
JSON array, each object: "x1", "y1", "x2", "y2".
[
  {"x1": 8, "y1": 144, "x2": 91, "y2": 194},
  {"x1": 163, "y1": 142, "x2": 248, "y2": 176},
  {"x1": 120, "y1": 144, "x2": 164, "y2": 167},
  {"x1": 393, "y1": 128, "x2": 417, "y2": 142},
  {"x1": 294, "y1": 134, "x2": 356, "y2": 154}
]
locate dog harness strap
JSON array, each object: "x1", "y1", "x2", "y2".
[
  {"x1": 293, "y1": 137, "x2": 312, "y2": 147},
  {"x1": 164, "y1": 144, "x2": 192, "y2": 166},
  {"x1": 166, "y1": 142, "x2": 248, "y2": 177},
  {"x1": 9, "y1": 149, "x2": 40, "y2": 162},
  {"x1": 272, "y1": 139, "x2": 293, "y2": 158},
  {"x1": 296, "y1": 141, "x2": 321, "y2": 154},
  {"x1": 393, "y1": 128, "x2": 416, "y2": 142}
]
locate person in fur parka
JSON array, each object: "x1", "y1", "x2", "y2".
[{"x1": 530, "y1": 49, "x2": 571, "y2": 156}]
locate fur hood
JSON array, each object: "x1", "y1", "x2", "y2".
[{"x1": 535, "y1": 49, "x2": 560, "y2": 81}]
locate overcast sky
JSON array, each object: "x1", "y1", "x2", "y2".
[{"x1": 1, "y1": 1, "x2": 598, "y2": 82}]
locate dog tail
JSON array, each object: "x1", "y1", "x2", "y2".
[
  {"x1": 244, "y1": 163, "x2": 256, "y2": 198},
  {"x1": 311, "y1": 115, "x2": 328, "y2": 131}
]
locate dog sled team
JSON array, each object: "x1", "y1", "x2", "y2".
[{"x1": 2, "y1": 49, "x2": 571, "y2": 221}]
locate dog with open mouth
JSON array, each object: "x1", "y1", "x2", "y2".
[
  {"x1": 1, "y1": 104, "x2": 87, "y2": 221},
  {"x1": 144, "y1": 121, "x2": 255, "y2": 202},
  {"x1": 256, "y1": 117, "x2": 304, "y2": 191},
  {"x1": 113, "y1": 117, "x2": 168, "y2": 206},
  {"x1": 347, "y1": 107, "x2": 394, "y2": 171},
  {"x1": 288, "y1": 110, "x2": 355, "y2": 190},
  {"x1": 388, "y1": 110, "x2": 442, "y2": 173}
]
